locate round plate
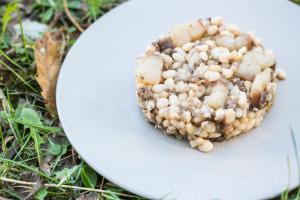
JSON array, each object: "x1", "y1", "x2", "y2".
[{"x1": 56, "y1": 0, "x2": 300, "y2": 199}]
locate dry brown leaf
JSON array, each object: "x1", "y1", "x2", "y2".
[{"x1": 35, "y1": 32, "x2": 63, "y2": 116}]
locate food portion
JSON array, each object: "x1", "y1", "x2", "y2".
[{"x1": 135, "y1": 17, "x2": 286, "y2": 153}]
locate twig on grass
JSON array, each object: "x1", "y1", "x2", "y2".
[
  {"x1": 63, "y1": 0, "x2": 84, "y2": 33},
  {"x1": 0, "y1": 177, "x2": 140, "y2": 199}
]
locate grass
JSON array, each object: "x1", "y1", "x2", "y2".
[
  {"x1": 0, "y1": 0, "x2": 299, "y2": 200},
  {"x1": 0, "y1": 0, "x2": 144, "y2": 199}
]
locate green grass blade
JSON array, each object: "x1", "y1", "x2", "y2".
[
  {"x1": 0, "y1": 158, "x2": 57, "y2": 182},
  {"x1": 1, "y1": 188, "x2": 23, "y2": 200},
  {"x1": 87, "y1": 0, "x2": 102, "y2": 21},
  {"x1": 290, "y1": 127, "x2": 300, "y2": 182},
  {"x1": 0, "y1": 114, "x2": 62, "y2": 133},
  {"x1": 13, "y1": 134, "x2": 31, "y2": 161},
  {"x1": 0, "y1": 125, "x2": 8, "y2": 157},
  {"x1": 50, "y1": 154, "x2": 62, "y2": 174},
  {"x1": 290, "y1": 0, "x2": 300, "y2": 5},
  {"x1": 29, "y1": 128, "x2": 42, "y2": 167},
  {"x1": 56, "y1": 165, "x2": 81, "y2": 186},
  {"x1": 1, "y1": 90, "x2": 22, "y2": 144},
  {"x1": 1, "y1": 1, "x2": 18, "y2": 43},
  {"x1": 290, "y1": 127, "x2": 300, "y2": 199},
  {"x1": 0, "y1": 49, "x2": 25, "y2": 71},
  {"x1": 0, "y1": 60, "x2": 38, "y2": 93},
  {"x1": 17, "y1": 5, "x2": 35, "y2": 66}
]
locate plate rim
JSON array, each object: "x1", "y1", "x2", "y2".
[
  {"x1": 56, "y1": 0, "x2": 300, "y2": 199},
  {"x1": 56, "y1": 1, "x2": 159, "y2": 198}
]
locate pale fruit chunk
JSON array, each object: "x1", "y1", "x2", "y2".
[
  {"x1": 211, "y1": 47, "x2": 231, "y2": 60},
  {"x1": 260, "y1": 50, "x2": 276, "y2": 69},
  {"x1": 136, "y1": 54, "x2": 163, "y2": 85},
  {"x1": 275, "y1": 68, "x2": 287, "y2": 80},
  {"x1": 205, "y1": 92, "x2": 227, "y2": 109},
  {"x1": 236, "y1": 61, "x2": 261, "y2": 81},
  {"x1": 242, "y1": 51, "x2": 257, "y2": 63},
  {"x1": 170, "y1": 24, "x2": 192, "y2": 47},
  {"x1": 224, "y1": 109, "x2": 236, "y2": 124},
  {"x1": 204, "y1": 71, "x2": 220, "y2": 82},
  {"x1": 205, "y1": 82, "x2": 229, "y2": 109},
  {"x1": 187, "y1": 21, "x2": 205, "y2": 41},
  {"x1": 216, "y1": 35, "x2": 236, "y2": 50},
  {"x1": 211, "y1": 82, "x2": 229, "y2": 94},
  {"x1": 235, "y1": 34, "x2": 252, "y2": 49},
  {"x1": 242, "y1": 50, "x2": 276, "y2": 70},
  {"x1": 250, "y1": 68, "x2": 272, "y2": 106},
  {"x1": 198, "y1": 139, "x2": 213, "y2": 153}
]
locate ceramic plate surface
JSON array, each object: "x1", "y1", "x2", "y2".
[{"x1": 56, "y1": 0, "x2": 300, "y2": 199}]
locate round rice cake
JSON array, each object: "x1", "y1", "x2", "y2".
[{"x1": 135, "y1": 17, "x2": 286, "y2": 153}]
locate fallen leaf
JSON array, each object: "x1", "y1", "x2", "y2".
[{"x1": 35, "y1": 32, "x2": 63, "y2": 116}]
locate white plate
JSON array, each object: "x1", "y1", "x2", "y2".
[{"x1": 56, "y1": 0, "x2": 300, "y2": 199}]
